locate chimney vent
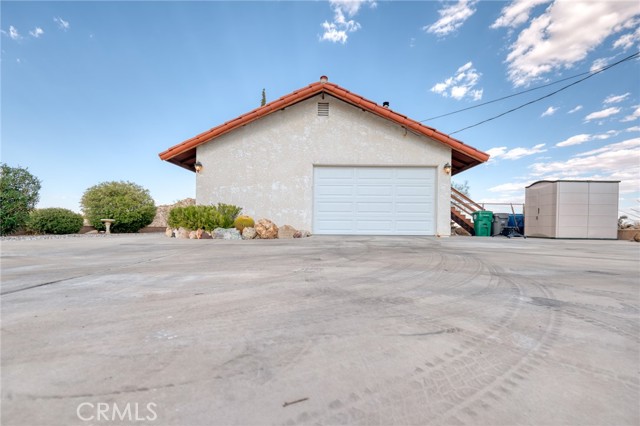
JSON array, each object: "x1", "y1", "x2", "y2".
[
  {"x1": 320, "y1": 75, "x2": 328, "y2": 83},
  {"x1": 383, "y1": 101, "x2": 390, "y2": 108}
]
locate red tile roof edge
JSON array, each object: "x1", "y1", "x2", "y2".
[{"x1": 158, "y1": 81, "x2": 490, "y2": 164}]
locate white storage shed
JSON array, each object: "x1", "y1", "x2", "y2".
[{"x1": 524, "y1": 180, "x2": 619, "y2": 239}]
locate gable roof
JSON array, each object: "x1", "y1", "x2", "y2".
[{"x1": 159, "y1": 77, "x2": 489, "y2": 175}]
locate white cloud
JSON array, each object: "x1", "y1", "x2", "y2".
[
  {"x1": 604, "y1": 93, "x2": 630, "y2": 104},
  {"x1": 568, "y1": 105, "x2": 583, "y2": 114},
  {"x1": 613, "y1": 26, "x2": 640, "y2": 51},
  {"x1": 556, "y1": 131, "x2": 618, "y2": 147},
  {"x1": 320, "y1": 0, "x2": 374, "y2": 44},
  {"x1": 590, "y1": 57, "x2": 611, "y2": 73},
  {"x1": 488, "y1": 182, "x2": 528, "y2": 193},
  {"x1": 626, "y1": 126, "x2": 640, "y2": 132},
  {"x1": 54, "y1": 17, "x2": 70, "y2": 31},
  {"x1": 530, "y1": 138, "x2": 640, "y2": 193},
  {"x1": 430, "y1": 62, "x2": 483, "y2": 101},
  {"x1": 503, "y1": 1, "x2": 640, "y2": 86},
  {"x1": 488, "y1": 143, "x2": 547, "y2": 161},
  {"x1": 3, "y1": 25, "x2": 21, "y2": 40},
  {"x1": 584, "y1": 107, "x2": 621, "y2": 122},
  {"x1": 541, "y1": 106, "x2": 557, "y2": 117},
  {"x1": 491, "y1": 0, "x2": 551, "y2": 29},
  {"x1": 621, "y1": 106, "x2": 640, "y2": 122},
  {"x1": 556, "y1": 134, "x2": 591, "y2": 147},
  {"x1": 29, "y1": 27, "x2": 44, "y2": 38},
  {"x1": 424, "y1": 0, "x2": 477, "y2": 37}
]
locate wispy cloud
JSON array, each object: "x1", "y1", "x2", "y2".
[
  {"x1": 541, "y1": 106, "x2": 557, "y2": 117},
  {"x1": 320, "y1": 0, "x2": 374, "y2": 44},
  {"x1": 604, "y1": 93, "x2": 630, "y2": 104},
  {"x1": 431, "y1": 62, "x2": 483, "y2": 101},
  {"x1": 589, "y1": 57, "x2": 612, "y2": 73},
  {"x1": 29, "y1": 27, "x2": 44, "y2": 38},
  {"x1": 487, "y1": 143, "x2": 547, "y2": 161},
  {"x1": 626, "y1": 126, "x2": 640, "y2": 132},
  {"x1": 2, "y1": 25, "x2": 21, "y2": 40},
  {"x1": 531, "y1": 138, "x2": 640, "y2": 193},
  {"x1": 621, "y1": 106, "x2": 640, "y2": 122},
  {"x1": 424, "y1": 0, "x2": 477, "y2": 37},
  {"x1": 556, "y1": 131, "x2": 618, "y2": 147},
  {"x1": 501, "y1": 1, "x2": 639, "y2": 86},
  {"x1": 54, "y1": 17, "x2": 70, "y2": 31},
  {"x1": 491, "y1": 0, "x2": 551, "y2": 29},
  {"x1": 613, "y1": 26, "x2": 640, "y2": 51},
  {"x1": 584, "y1": 107, "x2": 621, "y2": 122},
  {"x1": 568, "y1": 105, "x2": 583, "y2": 114}
]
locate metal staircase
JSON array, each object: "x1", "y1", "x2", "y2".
[{"x1": 451, "y1": 187, "x2": 484, "y2": 235}]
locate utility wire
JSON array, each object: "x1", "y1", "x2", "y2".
[{"x1": 449, "y1": 51, "x2": 639, "y2": 135}]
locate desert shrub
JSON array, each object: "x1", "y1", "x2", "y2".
[
  {"x1": 26, "y1": 208, "x2": 83, "y2": 235},
  {"x1": 0, "y1": 163, "x2": 42, "y2": 235},
  {"x1": 234, "y1": 215, "x2": 255, "y2": 233},
  {"x1": 168, "y1": 203, "x2": 242, "y2": 230},
  {"x1": 81, "y1": 181, "x2": 156, "y2": 233},
  {"x1": 215, "y1": 203, "x2": 242, "y2": 228}
]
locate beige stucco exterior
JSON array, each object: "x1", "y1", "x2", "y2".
[{"x1": 196, "y1": 94, "x2": 452, "y2": 235}]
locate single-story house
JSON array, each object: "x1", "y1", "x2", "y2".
[{"x1": 159, "y1": 76, "x2": 489, "y2": 236}]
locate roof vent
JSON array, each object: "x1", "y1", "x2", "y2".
[
  {"x1": 383, "y1": 101, "x2": 390, "y2": 108},
  {"x1": 318, "y1": 102, "x2": 329, "y2": 117},
  {"x1": 320, "y1": 75, "x2": 328, "y2": 83}
]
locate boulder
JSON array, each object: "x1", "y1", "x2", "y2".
[
  {"x1": 242, "y1": 227, "x2": 257, "y2": 240},
  {"x1": 213, "y1": 228, "x2": 241, "y2": 240},
  {"x1": 165, "y1": 227, "x2": 174, "y2": 237},
  {"x1": 278, "y1": 225, "x2": 297, "y2": 239},
  {"x1": 177, "y1": 227, "x2": 190, "y2": 239},
  {"x1": 200, "y1": 231, "x2": 213, "y2": 239},
  {"x1": 255, "y1": 219, "x2": 278, "y2": 239},
  {"x1": 293, "y1": 230, "x2": 312, "y2": 238},
  {"x1": 188, "y1": 230, "x2": 197, "y2": 239}
]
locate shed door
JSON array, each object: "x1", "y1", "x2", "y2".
[{"x1": 313, "y1": 167, "x2": 436, "y2": 235}]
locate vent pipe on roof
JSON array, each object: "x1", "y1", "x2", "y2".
[
  {"x1": 320, "y1": 75, "x2": 328, "y2": 83},
  {"x1": 383, "y1": 101, "x2": 390, "y2": 108}
]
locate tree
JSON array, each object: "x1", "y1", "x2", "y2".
[
  {"x1": 81, "y1": 181, "x2": 156, "y2": 233},
  {"x1": 0, "y1": 163, "x2": 42, "y2": 235},
  {"x1": 452, "y1": 180, "x2": 470, "y2": 197},
  {"x1": 261, "y1": 88, "x2": 266, "y2": 106}
]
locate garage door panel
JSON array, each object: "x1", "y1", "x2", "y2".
[{"x1": 314, "y1": 167, "x2": 436, "y2": 235}]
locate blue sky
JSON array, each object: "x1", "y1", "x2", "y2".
[{"x1": 2, "y1": 0, "x2": 639, "y2": 218}]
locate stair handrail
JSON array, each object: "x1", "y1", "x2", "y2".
[{"x1": 451, "y1": 187, "x2": 484, "y2": 212}]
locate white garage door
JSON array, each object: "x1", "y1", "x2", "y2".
[{"x1": 313, "y1": 166, "x2": 436, "y2": 235}]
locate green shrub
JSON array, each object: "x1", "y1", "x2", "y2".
[
  {"x1": 27, "y1": 208, "x2": 83, "y2": 235},
  {"x1": 81, "y1": 181, "x2": 156, "y2": 233},
  {"x1": 0, "y1": 163, "x2": 42, "y2": 236},
  {"x1": 234, "y1": 215, "x2": 255, "y2": 233},
  {"x1": 215, "y1": 203, "x2": 242, "y2": 228},
  {"x1": 168, "y1": 203, "x2": 242, "y2": 231}
]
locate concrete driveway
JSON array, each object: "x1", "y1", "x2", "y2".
[{"x1": 1, "y1": 234, "x2": 639, "y2": 426}]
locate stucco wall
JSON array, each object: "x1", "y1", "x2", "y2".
[{"x1": 196, "y1": 94, "x2": 452, "y2": 235}]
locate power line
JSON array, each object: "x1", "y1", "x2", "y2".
[{"x1": 449, "y1": 51, "x2": 639, "y2": 135}]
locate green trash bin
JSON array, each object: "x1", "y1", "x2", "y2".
[{"x1": 472, "y1": 210, "x2": 493, "y2": 237}]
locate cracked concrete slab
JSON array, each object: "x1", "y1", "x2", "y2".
[{"x1": 1, "y1": 234, "x2": 639, "y2": 425}]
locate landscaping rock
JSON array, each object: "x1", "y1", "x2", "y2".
[
  {"x1": 293, "y1": 230, "x2": 312, "y2": 238},
  {"x1": 242, "y1": 227, "x2": 257, "y2": 240},
  {"x1": 150, "y1": 198, "x2": 195, "y2": 228},
  {"x1": 177, "y1": 227, "x2": 190, "y2": 239},
  {"x1": 255, "y1": 219, "x2": 278, "y2": 239},
  {"x1": 189, "y1": 230, "x2": 197, "y2": 239},
  {"x1": 213, "y1": 228, "x2": 241, "y2": 240},
  {"x1": 278, "y1": 225, "x2": 297, "y2": 239},
  {"x1": 200, "y1": 230, "x2": 213, "y2": 239},
  {"x1": 165, "y1": 227, "x2": 174, "y2": 237}
]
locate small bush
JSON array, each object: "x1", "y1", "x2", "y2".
[
  {"x1": 168, "y1": 203, "x2": 242, "y2": 231},
  {"x1": 27, "y1": 208, "x2": 83, "y2": 235},
  {"x1": 0, "y1": 163, "x2": 42, "y2": 235},
  {"x1": 81, "y1": 181, "x2": 156, "y2": 233}
]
